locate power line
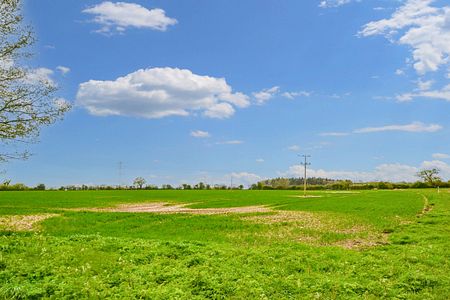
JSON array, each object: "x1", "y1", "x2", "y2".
[{"x1": 299, "y1": 154, "x2": 311, "y2": 197}]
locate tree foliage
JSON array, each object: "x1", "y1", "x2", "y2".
[
  {"x1": 0, "y1": 0, "x2": 70, "y2": 162},
  {"x1": 416, "y1": 168, "x2": 441, "y2": 187},
  {"x1": 133, "y1": 177, "x2": 146, "y2": 189}
]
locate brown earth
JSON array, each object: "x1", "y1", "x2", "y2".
[
  {"x1": 0, "y1": 214, "x2": 59, "y2": 231},
  {"x1": 79, "y1": 202, "x2": 272, "y2": 215}
]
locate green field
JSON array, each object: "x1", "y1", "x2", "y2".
[{"x1": 0, "y1": 189, "x2": 449, "y2": 299}]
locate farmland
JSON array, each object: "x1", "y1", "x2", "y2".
[{"x1": 0, "y1": 189, "x2": 449, "y2": 299}]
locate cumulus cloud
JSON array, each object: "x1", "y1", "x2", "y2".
[
  {"x1": 256, "y1": 158, "x2": 265, "y2": 163},
  {"x1": 354, "y1": 122, "x2": 442, "y2": 133},
  {"x1": 56, "y1": 66, "x2": 70, "y2": 75},
  {"x1": 432, "y1": 153, "x2": 449, "y2": 159},
  {"x1": 76, "y1": 67, "x2": 250, "y2": 119},
  {"x1": 359, "y1": 0, "x2": 450, "y2": 75},
  {"x1": 83, "y1": 1, "x2": 177, "y2": 34},
  {"x1": 253, "y1": 86, "x2": 280, "y2": 104},
  {"x1": 190, "y1": 130, "x2": 210, "y2": 138},
  {"x1": 283, "y1": 160, "x2": 450, "y2": 182}
]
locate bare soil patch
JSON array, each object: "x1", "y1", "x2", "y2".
[
  {"x1": 82, "y1": 202, "x2": 272, "y2": 215},
  {"x1": 0, "y1": 214, "x2": 59, "y2": 231}
]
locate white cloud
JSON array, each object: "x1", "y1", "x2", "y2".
[
  {"x1": 281, "y1": 91, "x2": 311, "y2": 99},
  {"x1": 203, "y1": 103, "x2": 235, "y2": 119},
  {"x1": 230, "y1": 172, "x2": 262, "y2": 184},
  {"x1": 288, "y1": 145, "x2": 300, "y2": 152},
  {"x1": 76, "y1": 67, "x2": 249, "y2": 119},
  {"x1": 253, "y1": 86, "x2": 280, "y2": 104},
  {"x1": 283, "y1": 160, "x2": 450, "y2": 182},
  {"x1": 319, "y1": 132, "x2": 350, "y2": 137},
  {"x1": 320, "y1": 122, "x2": 442, "y2": 137},
  {"x1": 83, "y1": 1, "x2": 177, "y2": 34},
  {"x1": 56, "y1": 66, "x2": 70, "y2": 75},
  {"x1": 256, "y1": 158, "x2": 265, "y2": 163},
  {"x1": 359, "y1": 0, "x2": 450, "y2": 75},
  {"x1": 354, "y1": 122, "x2": 442, "y2": 133},
  {"x1": 216, "y1": 140, "x2": 244, "y2": 145},
  {"x1": 396, "y1": 84, "x2": 450, "y2": 102},
  {"x1": 25, "y1": 67, "x2": 55, "y2": 86},
  {"x1": 395, "y1": 69, "x2": 405, "y2": 75},
  {"x1": 432, "y1": 153, "x2": 449, "y2": 159},
  {"x1": 417, "y1": 79, "x2": 434, "y2": 91},
  {"x1": 319, "y1": 0, "x2": 354, "y2": 8},
  {"x1": 190, "y1": 130, "x2": 210, "y2": 138}
]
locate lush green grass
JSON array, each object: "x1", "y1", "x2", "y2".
[{"x1": 0, "y1": 189, "x2": 449, "y2": 299}]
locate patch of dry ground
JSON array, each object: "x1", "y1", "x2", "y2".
[
  {"x1": 0, "y1": 214, "x2": 59, "y2": 231},
  {"x1": 72, "y1": 202, "x2": 390, "y2": 249},
  {"x1": 241, "y1": 211, "x2": 387, "y2": 249},
  {"x1": 80, "y1": 202, "x2": 272, "y2": 214}
]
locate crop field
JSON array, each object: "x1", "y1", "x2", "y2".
[{"x1": 0, "y1": 189, "x2": 449, "y2": 299}]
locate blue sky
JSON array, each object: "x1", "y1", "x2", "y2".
[{"x1": 3, "y1": 0, "x2": 450, "y2": 187}]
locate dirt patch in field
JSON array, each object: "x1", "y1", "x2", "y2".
[
  {"x1": 335, "y1": 233, "x2": 389, "y2": 250},
  {"x1": 82, "y1": 202, "x2": 272, "y2": 215},
  {"x1": 242, "y1": 210, "x2": 384, "y2": 249},
  {"x1": 0, "y1": 214, "x2": 59, "y2": 231}
]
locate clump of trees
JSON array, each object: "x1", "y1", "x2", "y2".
[
  {"x1": 250, "y1": 170, "x2": 449, "y2": 190},
  {"x1": 0, "y1": 180, "x2": 45, "y2": 190}
]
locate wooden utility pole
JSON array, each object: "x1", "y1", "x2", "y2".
[{"x1": 299, "y1": 155, "x2": 311, "y2": 197}]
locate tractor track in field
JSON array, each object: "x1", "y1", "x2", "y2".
[{"x1": 418, "y1": 193, "x2": 433, "y2": 217}]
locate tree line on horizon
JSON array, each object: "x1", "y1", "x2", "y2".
[{"x1": 0, "y1": 169, "x2": 447, "y2": 191}]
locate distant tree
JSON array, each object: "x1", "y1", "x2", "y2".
[
  {"x1": 417, "y1": 169, "x2": 441, "y2": 187},
  {"x1": 0, "y1": 0, "x2": 70, "y2": 162},
  {"x1": 133, "y1": 177, "x2": 146, "y2": 189},
  {"x1": 181, "y1": 183, "x2": 192, "y2": 190},
  {"x1": 194, "y1": 182, "x2": 205, "y2": 190},
  {"x1": 35, "y1": 183, "x2": 45, "y2": 190}
]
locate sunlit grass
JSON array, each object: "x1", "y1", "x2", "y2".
[{"x1": 0, "y1": 189, "x2": 448, "y2": 298}]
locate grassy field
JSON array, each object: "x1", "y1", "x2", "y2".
[{"x1": 0, "y1": 189, "x2": 449, "y2": 299}]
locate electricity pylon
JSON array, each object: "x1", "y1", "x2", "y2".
[{"x1": 299, "y1": 155, "x2": 311, "y2": 197}]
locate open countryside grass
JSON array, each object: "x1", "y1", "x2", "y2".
[{"x1": 0, "y1": 189, "x2": 449, "y2": 298}]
